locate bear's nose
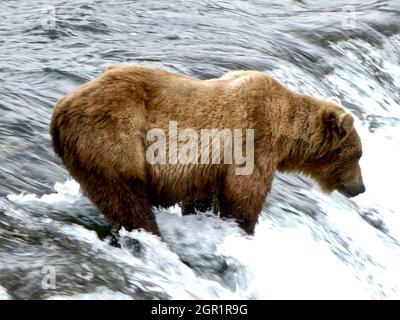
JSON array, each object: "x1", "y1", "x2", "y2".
[{"x1": 359, "y1": 184, "x2": 366, "y2": 194}]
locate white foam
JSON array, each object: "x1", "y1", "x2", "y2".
[
  {"x1": 219, "y1": 222, "x2": 369, "y2": 299},
  {"x1": 326, "y1": 37, "x2": 400, "y2": 118},
  {"x1": 356, "y1": 125, "x2": 400, "y2": 221},
  {"x1": 7, "y1": 179, "x2": 81, "y2": 204},
  {"x1": 60, "y1": 223, "x2": 239, "y2": 299},
  {"x1": 0, "y1": 287, "x2": 11, "y2": 300}
]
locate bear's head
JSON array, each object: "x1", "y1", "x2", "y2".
[
  {"x1": 311, "y1": 97, "x2": 365, "y2": 197},
  {"x1": 278, "y1": 96, "x2": 365, "y2": 198}
]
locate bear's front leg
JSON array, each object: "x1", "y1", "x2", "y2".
[{"x1": 219, "y1": 170, "x2": 271, "y2": 235}]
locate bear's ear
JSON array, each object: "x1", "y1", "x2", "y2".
[
  {"x1": 324, "y1": 111, "x2": 354, "y2": 142},
  {"x1": 105, "y1": 64, "x2": 119, "y2": 72},
  {"x1": 327, "y1": 96, "x2": 342, "y2": 105},
  {"x1": 338, "y1": 112, "x2": 354, "y2": 134}
]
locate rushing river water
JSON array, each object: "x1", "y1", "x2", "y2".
[{"x1": 0, "y1": 0, "x2": 400, "y2": 299}]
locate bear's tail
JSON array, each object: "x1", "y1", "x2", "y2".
[{"x1": 50, "y1": 98, "x2": 68, "y2": 159}]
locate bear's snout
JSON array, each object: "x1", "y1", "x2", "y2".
[{"x1": 338, "y1": 183, "x2": 366, "y2": 198}]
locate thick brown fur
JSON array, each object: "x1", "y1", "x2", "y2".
[{"x1": 50, "y1": 66, "x2": 365, "y2": 236}]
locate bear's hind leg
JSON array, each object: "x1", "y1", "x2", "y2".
[{"x1": 79, "y1": 174, "x2": 160, "y2": 236}]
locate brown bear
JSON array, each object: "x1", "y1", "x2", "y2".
[{"x1": 50, "y1": 66, "x2": 365, "y2": 236}]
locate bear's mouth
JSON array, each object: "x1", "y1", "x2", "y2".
[
  {"x1": 338, "y1": 187, "x2": 354, "y2": 198},
  {"x1": 338, "y1": 184, "x2": 365, "y2": 198}
]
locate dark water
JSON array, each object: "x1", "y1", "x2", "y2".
[{"x1": 0, "y1": 0, "x2": 400, "y2": 299}]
